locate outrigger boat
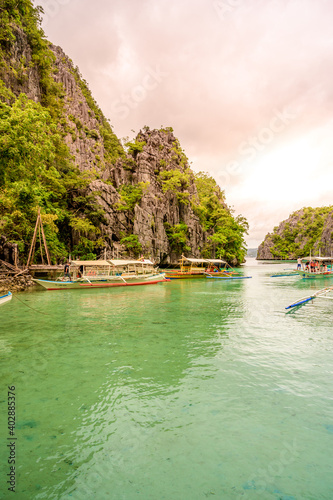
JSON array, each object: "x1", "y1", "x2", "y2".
[
  {"x1": 165, "y1": 256, "x2": 240, "y2": 280},
  {"x1": 206, "y1": 275, "x2": 252, "y2": 280},
  {"x1": 33, "y1": 259, "x2": 167, "y2": 290},
  {"x1": 285, "y1": 285, "x2": 333, "y2": 309},
  {"x1": 270, "y1": 271, "x2": 299, "y2": 277},
  {"x1": 0, "y1": 291, "x2": 12, "y2": 305},
  {"x1": 296, "y1": 256, "x2": 333, "y2": 279}
]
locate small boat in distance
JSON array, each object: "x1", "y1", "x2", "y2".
[
  {"x1": 33, "y1": 259, "x2": 167, "y2": 290},
  {"x1": 0, "y1": 291, "x2": 12, "y2": 305},
  {"x1": 296, "y1": 256, "x2": 333, "y2": 279}
]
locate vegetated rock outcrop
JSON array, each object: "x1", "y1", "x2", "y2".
[
  {"x1": 90, "y1": 128, "x2": 212, "y2": 264},
  {"x1": 257, "y1": 207, "x2": 333, "y2": 259},
  {"x1": 0, "y1": 2, "x2": 248, "y2": 266}
]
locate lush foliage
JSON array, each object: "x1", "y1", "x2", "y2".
[
  {"x1": 0, "y1": 91, "x2": 104, "y2": 261},
  {"x1": 114, "y1": 182, "x2": 150, "y2": 211},
  {"x1": 164, "y1": 222, "x2": 190, "y2": 253},
  {"x1": 158, "y1": 169, "x2": 191, "y2": 204},
  {"x1": 119, "y1": 234, "x2": 142, "y2": 257},
  {"x1": 268, "y1": 206, "x2": 333, "y2": 258},
  {"x1": 193, "y1": 172, "x2": 248, "y2": 263},
  {"x1": 125, "y1": 139, "x2": 146, "y2": 157},
  {"x1": 0, "y1": 1, "x2": 124, "y2": 262}
]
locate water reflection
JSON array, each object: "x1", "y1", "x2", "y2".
[
  {"x1": 0, "y1": 266, "x2": 331, "y2": 499},
  {"x1": 1, "y1": 280, "x2": 241, "y2": 498}
]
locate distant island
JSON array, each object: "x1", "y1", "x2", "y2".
[
  {"x1": 246, "y1": 248, "x2": 258, "y2": 258},
  {"x1": 257, "y1": 206, "x2": 333, "y2": 259}
]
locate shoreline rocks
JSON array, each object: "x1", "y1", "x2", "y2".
[{"x1": 0, "y1": 274, "x2": 35, "y2": 294}]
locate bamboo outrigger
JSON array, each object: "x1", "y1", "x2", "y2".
[{"x1": 285, "y1": 285, "x2": 333, "y2": 309}]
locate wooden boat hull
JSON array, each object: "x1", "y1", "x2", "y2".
[
  {"x1": 33, "y1": 273, "x2": 167, "y2": 290},
  {"x1": 165, "y1": 271, "x2": 237, "y2": 280},
  {"x1": 296, "y1": 270, "x2": 333, "y2": 279},
  {"x1": 0, "y1": 291, "x2": 12, "y2": 305},
  {"x1": 165, "y1": 272, "x2": 206, "y2": 280},
  {"x1": 206, "y1": 276, "x2": 251, "y2": 280}
]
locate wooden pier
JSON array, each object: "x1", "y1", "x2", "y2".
[{"x1": 28, "y1": 265, "x2": 63, "y2": 271}]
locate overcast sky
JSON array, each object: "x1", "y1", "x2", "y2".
[{"x1": 36, "y1": 0, "x2": 333, "y2": 247}]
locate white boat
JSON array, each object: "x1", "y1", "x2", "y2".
[
  {"x1": 0, "y1": 291, "x2": 12, "y2": 305},
  {"x1": 33, "y1": 259, "x2": 167, "y2": 291}
]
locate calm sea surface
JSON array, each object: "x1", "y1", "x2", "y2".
[{"x1": 1, "y1": 259, "x2": 333, "y2": 499}]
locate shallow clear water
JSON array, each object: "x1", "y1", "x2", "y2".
[{"x1": 1, "y1": 260, "x2": 333, "y2": 499}]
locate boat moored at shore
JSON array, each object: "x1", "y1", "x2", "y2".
[{"x1": 33, "y1": 259, "x2": 167, "y2": 290}]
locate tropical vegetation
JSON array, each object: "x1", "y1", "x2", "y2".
[{"x1": 264, "y1": 206, "x2": 333, "y2": 259}]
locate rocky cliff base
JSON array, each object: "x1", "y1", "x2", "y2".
[{"x1": 0, "y1": 274, "x2": 35, "y2": 293}]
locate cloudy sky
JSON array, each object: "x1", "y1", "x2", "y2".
[{"x1": 36, "y1": 0, "x2": 333, "y2": 247}]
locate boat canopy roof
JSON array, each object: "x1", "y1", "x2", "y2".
[
  {"x1": 181, "y1": 257, "x2": 208, "y2": 264},
  {"x1": 206, "y1": 258, "x2": 227, "y2": 264},
  {"x1": 70, "y1": 260, "x2": 110, "y2": 266},
  {"x1": 301, "y1": 256, "x2": 333, "y2": 262},
  {"x1": 181, "y1": 257, "x2": 227, "y2": 264},
  {"x1": 70, "y1": 259, "x2": 155, "y2": 268},
  {"x1": 108, "y1": 259, "x2": 145, "y2": 266}
]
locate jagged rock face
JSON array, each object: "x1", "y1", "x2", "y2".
[
  {"x1": 318, "y1": 212, "x2": 333, "y2": 256},
  {"x1": 51, "y1": 45, "x2": 112, "y2": 173},
  {"x1": 90, "y1": 129, "x2": 207, "y2": 264},
  {"x1": 257, "y1": 235, "x2": 274, "y2": 260},
  {"x1": 0, "y1": 26, "x2": 41, "y2": 102}
]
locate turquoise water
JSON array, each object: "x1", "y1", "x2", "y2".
[{"x1": 1, "y1": 259, "x2": 333, "y2": 499}]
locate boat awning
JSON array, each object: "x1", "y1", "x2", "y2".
[
  {"x1": 301, "y1": 256, "x2": 333, "y2": 262},
  {"x1": 206, "y1": 259, "x2": 227, "y2": 264},
  {"x1": 70, "y1": 260, "x2": 110, "y2": 266},
  {"x1": 108, "y1": 259, "x2": 142, "y2": 266},
  {"x1": 181, "y1": 258, "x2": 208, "y2": 264},
  {"x1": 180, "y1": 257, "x2": 227, "y2": 264}
]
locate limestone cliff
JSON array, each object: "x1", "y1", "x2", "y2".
[
  {"x1": 257, "y1": 207, "x2": 333, "y2": 259},
  {"x1": 90, "y1": 128, "x2": 209, "y2": 264},
  {"x1": 0, "y1": 3, "x2": 247, "y2": 265}
]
